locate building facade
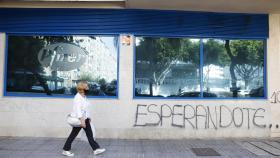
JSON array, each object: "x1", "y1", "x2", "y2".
[{"x1": 0, "y1": 1, "x2": 280, "y2": 139}]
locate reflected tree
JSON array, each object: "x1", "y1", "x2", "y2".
[
  {"x1": 225, "y1": 40, "x2": 238, "y2": 97},
  {"x1": 8, "y1": 36, "x2": 51, "y2": 94},
  {"x1": 8, "y1": 35, "x2": 117, "y2": 96},
  {"x1": 203, "y1": 39, "x2": 229, "y2": 91},
  {"x1": 225, "y1": 40, "x2": 263, "y2": 97},
  {"x1": 231, "y1": 40, "x2": 264, "y2": 89},
  {"x1": 136, "y1": 37, "x2": 199, "y2": 96},
  {"x1": 8, "y1": 36, "x2": 77, "y2": 95}
]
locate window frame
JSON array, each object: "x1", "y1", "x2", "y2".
[
  {"x1": 133, "y1": 35, "x2": 267, "y2": 100},
  {"x1": 3, "y1": 33, "x2": 120, "y2": 99}
]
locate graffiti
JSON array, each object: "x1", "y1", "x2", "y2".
[
  {"x1": 134, "y1": 104, "x2": 266, "y2": 129},
  {"x1": 271, "y1": 91, "x2": 280, "y2": 104}
]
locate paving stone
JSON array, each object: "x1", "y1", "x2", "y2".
[
  {"x1": 249, "y1": 141, "x2": 280, "y2": 156},
  {"x1": 264, "y1": 141, "x2": 280, "y2": 150},
  {"x1": 191, "y1": 148, "x2": 221, "y2": 156},
  {"x1": 1, "y1": 137, "x2": 280, "y2": 158},
  {"x1": 235, "y1": 141, "x2": 271, "y2": 156}
]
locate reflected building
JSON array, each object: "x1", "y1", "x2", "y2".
[
  {"x1": 135, "y1": 60, "x2": 199, "y2": 97},
  {"x1": 45, "y1": 36, "x2": 117, "y2": 90}
]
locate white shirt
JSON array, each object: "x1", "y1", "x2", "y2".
[{"x1": 71, "y1": 93, "x2": 91, "y2": 119}]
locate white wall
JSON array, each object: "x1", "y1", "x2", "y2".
[
  {"x1": 268, "y1": 14, "x2": 280, "y2": 137},
  {"x1": 0, "y1": 14, "x2": 279, "y2": 139}
]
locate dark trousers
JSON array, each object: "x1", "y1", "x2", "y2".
[{"x1": 63, "y1": 118, "x2": 100, "y2": 151}]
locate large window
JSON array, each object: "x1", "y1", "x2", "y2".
[
  {"x1": 203, "y1": 39, "x2": 264, "y2": 98},
  {"x1": 5, "y1": 35, "x2": 119, "y2": 97},
  {"x1": 134, "y1": 37, "x2": 265, "y2": 99}
]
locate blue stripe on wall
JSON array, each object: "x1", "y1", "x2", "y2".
[{"x1": 0, "y1": 8, "x2": 268, "y2": 38}]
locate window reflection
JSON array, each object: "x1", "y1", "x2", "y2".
[
  {"x1": 203, "y1": 39, "x2": 264, "y2": 98},
  {"x1": 135, "y1": 37, "x2": 200, "y2": 98},
  {"x1": 135, "y1": 37, "x2": 265, "y2": 98},
  {"x1": 6, "y1": 35, "x2": 118, "y2": 97}
]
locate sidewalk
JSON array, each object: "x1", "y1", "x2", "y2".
[{"x1": 1, "y1": 137, "x2": 280, "y2": 158}]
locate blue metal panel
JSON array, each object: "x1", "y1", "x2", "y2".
[
  {"x1": 264, "y1": 39, "x2": 267, "y2": 99},
  {"x1": 0, "y1": 8, "x2": 268, "y2": 38},
  {"x1": 199, "y1": 39, "x2": 203, "y2": 98},
  {"x1": 133, "y1": 35, "x2": 136, "y2": 98},
  {"x1": 4, "y1": 92, "x2": 118, "y2": 99},
  {"x1": 3, "y1": 35, "x2": 9, "y2": 97}
]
